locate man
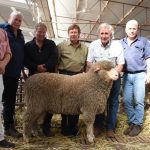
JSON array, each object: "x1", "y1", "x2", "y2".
[
  {"x1": 120, "y1": 20, "x2": 150, "y2": 136},
  {"x1": 57, "y1": 24, "x2": 88, "y2": 136},
  {"x1": 0, "y1": 28, "x2": 15, "y2": 148},
  {"x1": 24, "y1": 22, "x2": 58, "y2": 136},
  {"x1": 86, "y1": 23, "x2": 124, "y2": 138},
  {"x1": 0, "y1": 11, "x2": 24, "y2": 138}
]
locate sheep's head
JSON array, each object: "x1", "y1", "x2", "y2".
[
  {"x1": 92, "y1": 60, "x2": 119, "y2": 81},
  {"x1": 107, "y1": 68, "x2": 118, "y2": 80}
]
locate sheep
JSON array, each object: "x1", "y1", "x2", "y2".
[{"x1": 23, "y1": 60, "x2": 118, "y2": 143}]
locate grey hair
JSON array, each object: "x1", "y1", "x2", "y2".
[
  {"x1": 9, "y1": 11, "x2": 24, "y2": 19},
  {"x1": 98, "y1": 23, "x2": 114, "y2": 38},
  {"x1": 125, "y1": 19, "x2": 138, "y2": 31}
]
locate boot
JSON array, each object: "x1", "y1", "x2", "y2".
[
  {"x1": 128, "y1": 125, "x2": 142, "y2": 137},
  {"x1": 123, "y1": 124, "x2": 134, "y2": 135},
  {"x1": 5, "y1": 124, "x2": 22, "y2": 138},
  {"x1": 0, "y1": 139, "x2": 15, "y2": 148}
]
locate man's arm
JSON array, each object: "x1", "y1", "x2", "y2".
[
  {"x1": 115, "y1": 64, "x2": 124, "y2": 74},
  {"x1": 146, "y1": 58, "x2": 150, "y2": 84},
  {"x1": 86, "y1": 61, "x2": 93, "y2": 72},
  {"x1": 0, "y1": 53, "x2": 11, "y2": 74},
  {"x1": 44, "y1": 41, "x2": 58, "y2": 72}
]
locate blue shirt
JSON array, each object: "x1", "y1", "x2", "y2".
[
  {"x1": 0, "y1": 23, "x2": 25, "y2": 78},
  {"x1": 120, "y1": 36, "x2": 150, "y2": 72}
]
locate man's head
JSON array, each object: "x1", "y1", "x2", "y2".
[
  {"x1": 125, "y1": 20, "x2": 138, "y2": 40},
  {"x1": 98, "y1": 23, "x2": 114, "y2": 46},
  {"x1": 34, "y1": 22, "x2": 47, "y2": 42},
  {"x1": 68, "y1": 24, "x2": 80, "y2": 44},
  {"x1": 8, "y1": 11, "x2": 23, "y2": 31}
]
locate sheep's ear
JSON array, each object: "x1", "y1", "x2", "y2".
[{"x1": 94, "y1": 67, "x2": 100, "y2": 72}]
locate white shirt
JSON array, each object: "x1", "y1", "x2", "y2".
[{"x1": 87, "y1": 39, "x2": 124, "y2": 66}]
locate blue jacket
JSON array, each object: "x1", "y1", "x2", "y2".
[{"x1": 0, "y1": 23, "x2": 25, "y2": 78}]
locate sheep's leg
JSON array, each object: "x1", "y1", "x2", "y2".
[
  {"x1": 32, "y1": 112, "x2": 46, "y2": 136},
  {"x1": 82, "y1": 112, "x2": 95, "y2": 143},
  {"x1": 31, "y1": 120, "x2": 39, "y2": 137},
  {"x1": 23, "y1": 111, "x2": 33, "y2": 142},
  {"x1": 23, "y1": 110, "x2": 41, "y2": 142},
  {"x1": 86, "y1": 123, "x2": 95, "y2": 143}
]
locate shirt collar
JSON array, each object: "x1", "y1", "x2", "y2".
[
  {"x1": 123, "y1": 35, "x2": 140, "y2": 44},
  {"x1": 4, "y1": 22, "x2": 22, "y2": 33},
  {"x1": 67, "y1": 40, "x2": 81, "y2": 48},
  {"x1": 99, "y1": 39, "x2": 111, "y2": 48},
  {"x1": 33, "y1": 37, "x2": 48, "y2": 45}
]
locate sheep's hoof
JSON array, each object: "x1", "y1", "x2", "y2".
[
  {"x1": 88, "y1": 138, "x2": 94, "y2": 143},
  {"x1": 87, "y1": 135, "x2": 95, "y2": 144},
  {"x1": 23, "y1": 135, "x2": 31, "y2": 143},
  {"x1": 80, "y1": 134, "x2": 94, "y2": 145},
  {"x1": 32, "y1": 130, "x2": 39, "y2": 137},
  {"x1": 24, "y1": 138, "x2": 30, "y2": 143}
]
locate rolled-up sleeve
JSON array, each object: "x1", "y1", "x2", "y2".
[
  {"x1": 87, "y1": 42, "x2": 94, "y2": 62},
  {"x1": 116, "y1": 42, "x2": 125, "y2": 65},
  {"x1": 0, "y1": 29, "x2": 12, "y2": 60},
  {"x1": 144, "y1": 39, "x2": 150, "y2": 59}
]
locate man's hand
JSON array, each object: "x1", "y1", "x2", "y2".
[
  {"x1": 146, "y1": 58, "x2": 150, "y2": 84},
  {"x1": 145, "y1": 73, "x2": 150, "y2": 84},
  {"x1": 37, "y1": 64, "x2": 47, "y2": 73},
  {"x1": 0, "y1": 61, "x2": 6, "y2": 74}
]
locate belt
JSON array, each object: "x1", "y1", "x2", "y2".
[{"x1": 125, "y1": 70, "x2": 145, "y2": 74}]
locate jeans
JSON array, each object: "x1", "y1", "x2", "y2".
[
  {"x1": 94, "y1": 77, "x2": 121, "y2": 130},
  {"x1": 123, "y1": 72, "x2": 146, "y2": 126},
  {"x1": 0, "y1": 75, "x2": 4, "y2": 141},
  {"x1": 2, "y1": 75, "x2": 19, "y2": 130}
]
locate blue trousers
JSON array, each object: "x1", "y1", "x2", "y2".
[
  {"x1": 123, "y1": 72, "x2": 146, "y2": 126},
  {"x1": 94, "y1": 77, "x2": 121, "y2": 130}
]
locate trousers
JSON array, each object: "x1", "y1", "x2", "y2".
[
  {"x1": 123, "y1": 72, "x2": 146, "y2": 125},
  {"x1": 94, "y1": 77, "x2": 121, "y2": 130},
  {"x1": 2, "y1": 75, "x2": 19, "y2": 130},
  {"x1": 0, "y1": 75, "x2": 4, "y2": 141}
]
